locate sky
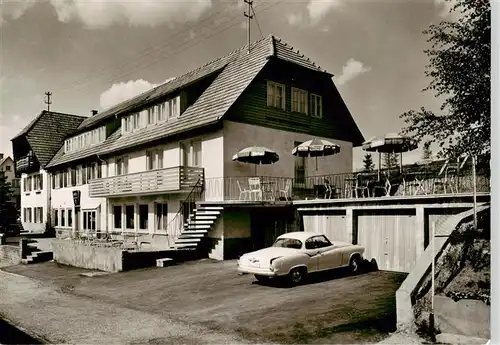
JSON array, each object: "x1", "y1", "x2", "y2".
[{"x1": 0, "y1": 0, "x2": 459, "y2": 171}]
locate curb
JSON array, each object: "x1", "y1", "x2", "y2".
[{"x1": 0, "y1": 314, "x2": 50, "y2": 344}]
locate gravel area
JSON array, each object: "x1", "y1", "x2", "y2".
[{"x1": 2, "y1": 260, "x2": 406, "y2": 344}]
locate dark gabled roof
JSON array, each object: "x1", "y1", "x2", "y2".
[
  {"x1": 46, "y1": 35, "x2": 349, "y2": 168},
  {"x1": 11, "y1": 111, "x2": 87, "y2": 168}
]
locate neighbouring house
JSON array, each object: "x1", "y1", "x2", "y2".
[
  {"x1": 14, "y1": 35, "x2": 364, "y2": 259},
  {"x1": 11, "y1": 111, "x2": 88, "y2": 233},
  {"x1": 0, "y1": 154, "x2": 20, "y2": 210}
]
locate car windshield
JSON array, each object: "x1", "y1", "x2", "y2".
[{"x1": 272, "y1": 238, "x2": 302, "y2": 249}]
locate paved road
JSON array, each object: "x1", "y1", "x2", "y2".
[{"x1": 1, "y1": 260, "x2": 406, "y2": 344}]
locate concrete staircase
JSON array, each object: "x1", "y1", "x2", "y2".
[
  {"x1": 21, "y1": 239, "x2": 54, "y2": 265},
  {"x1": 172, "y1": 206, "x2": 223, "y2": 250},
  {"x1": 21, "y1": 251, "x2": 54, "y2": 264}
]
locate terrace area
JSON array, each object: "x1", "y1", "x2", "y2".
[{"x1": 204, "y1": 160, "x2": 490, "y2": 202}]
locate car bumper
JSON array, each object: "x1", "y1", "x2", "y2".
[{"x1": 237, "y1": 264, "x2": 279, "y2": 277}]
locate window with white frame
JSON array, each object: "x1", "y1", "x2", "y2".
[
  {"x1": 68, "y1": 209, "x2": 73, "y2": 228},
  {"x1": 155, "y1": 203, "x2": 168, "y2": 231},
  {"x1": 125, "y1": 205, "x2": 134, "y2": 229},
  {"x1": 34, "y1": 174, "x2": 43, "y2": 190},
  {"x1": 291, "y1": 87, "x2": 308, "y2": 114},
  {"x1": 181, "y1": 140, "x2": 202, "y2": 167},
  {"x1": 116, "y1": 156, "x2": 128, "y2": 176},
  {"x1": 34, "y1": 207, "x2": 43, "y2": 223},
  {"x1": 82, "y1": 210, "x2": 97, "y2": 231},
  {"x1": 146, "y1": 149, "x2": 164, "y2": 170},
  {"x1": 168, "y1": 97, "x2": 179, "y2": 118},
  {"x1": 148, "y1": 108, "x2": 155, "y2": 125},
  {"x1": 64, "y1": 126, "x2": 106, "y2": 153},
  {"x1": 310, "y1": 93, "x2": 323, "y2": 118},
  {"x1": 267, "y1": 81, "x2": 286, "y2": 109},
  {"x1": 139, "y1": 204, "x2": 148, "y2": 230},
  {"x1": 113, "y1": 206, "x2": 122, "y2": 229},
  {"x1": 61, "y1": 209, "x2": 66, "y2": 227}
]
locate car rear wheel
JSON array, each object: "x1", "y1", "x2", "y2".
[
  {"x1": 254, "y1": 275, "x2": 269, "y2": 283},
  {"x1": 349, "y1": 255, "x2": 362, "y2": 274},
  {"x1": 288, "y1": 267, "x2": 306, "y2": 286}
]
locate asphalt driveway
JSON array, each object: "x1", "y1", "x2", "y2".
[{"x1": 3, "y1": 260, "x2": 406, "y2": 344}]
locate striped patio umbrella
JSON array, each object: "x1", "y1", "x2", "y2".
[
  {"x1": 232, "y1": 146, "x2": 279, "y2": 175},
  {"x1": 292, "y1": 138, "x2": 341, "y2": 170},
  {"x1": 362, "y1": 133, "x2": 418, "y2": 179}
]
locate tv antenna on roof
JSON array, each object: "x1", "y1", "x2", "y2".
[
  {"x1": 244, "y1": 0, "x2": 253, "y2": 53},
  {"x1": 44, "y1": 91, "x2": 52, "y2": 111}
]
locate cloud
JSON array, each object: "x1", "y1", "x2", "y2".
[
  {"x1": 99, "y1": 77, "x2": 176, "y2": 110},
  {"x1": 433, "y1": 0, "x2": 457, "y2": 17},
  {"x1": 307, "y1": 0, "x2": 342, "y2": 25},
  {"x1": 286, "y1": 13, "x2": 305, "y2": 27},
  {"x1": 0, "y1": 0, "x2": 36, "y2": 26},
  {"x1": 287, "y1": 0, "x2": 342, "y2": 27},
  {"x1": 335, "y1": 58, "x2": 371, "y2": 85},
  {"x1": 48, "y1": 0, "x2": 212, "y2": 29}
]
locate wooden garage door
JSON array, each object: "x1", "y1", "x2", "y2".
[
  {"x1": 303, "y1": 214, "x2": 349, "y2": 243},
  {"x1": 357, "y1": 214, "x2": 417, "y2": 273}
]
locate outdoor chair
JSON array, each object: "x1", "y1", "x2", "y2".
[
  {"x1": 248, "y1": 177, "x2": 263, "y2": 201},
  {"x1": 433, "y1": 160, "x2": 460, "y2": 194},
  {"x1": 356, "y1": 174, "x2": 371, "y2": 198},
  {"x1": 278, "y1": 179, "x2": 292, "y2": 201},
  {"x1": 344, "y1": 175, "x2": 358, "y2": 198},
  {"x1": 236, "y1": 180, "x2": 251, "y2": 200}
]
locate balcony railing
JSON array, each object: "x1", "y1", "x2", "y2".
[
  {"x1": 202, "y1": 169, "x2": 490, "y2": 202},
  {"x1": 15, "y1": 155, "x2": 38, "y2": 173},
  {"x1": 88, "y1": 166, "x2": 204, "y2": 198}
]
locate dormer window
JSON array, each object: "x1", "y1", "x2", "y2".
[
  {"x1": 65, "y1": 126, "x2": 106, "y2": 153},
  {"x1": 292, "y1": 87, "x2": 308, "y2": 114},
  {"x1": 122, "y1": 96, "x2": 180, "y2": 135},
  {"x1": 267, "y1": 81, "x2": 285, "y2": 110},
  {"x1": 310, "y1": 93, "x2": 323, "y2": 118}
]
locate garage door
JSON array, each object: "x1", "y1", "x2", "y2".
[
  {"x1": 357, "y1": 214, "x2": 417, "y2": 273},
  {"x1": 303, "y1": 214, "x2": 349, "y2": 243}
]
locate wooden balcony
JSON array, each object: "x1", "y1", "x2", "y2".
[
  {"x1": 88, "y1": 166, "x2": 204, "y2": 198},
  {"x1": 15, "y1": 155, "x2": 39, "y2": 174}
]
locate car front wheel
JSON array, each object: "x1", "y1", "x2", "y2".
[
  {"x1": 288, "y1": 267, "x2": 306, "y2": 286},
  {"x1": 349, "y1": 255, "x2": 362, "y2": 274}
]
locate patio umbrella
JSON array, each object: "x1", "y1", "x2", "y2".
[
  {"x1": 232, "y1": 146, "x2": 280, "y2": 175},
  {"x1": 362, "y1": 133, "x2": 418, "y2": 180},
  {"x1": 292, "y1": 138, "x2": 341, "y2": 171}
]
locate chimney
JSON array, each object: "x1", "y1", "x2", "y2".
[
  {"x1": 91, "y1": 110, "x2": 98, "y2": 116},
  {"x1": 0, "y1": 153, "x2": 3, "y2": 160}
]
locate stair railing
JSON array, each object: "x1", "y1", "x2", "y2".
[{"x1": 164, "y1": 177, "x2": 204, "y2": 248}]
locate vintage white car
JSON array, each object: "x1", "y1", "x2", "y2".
[{"x1": 237, "y1": 231, "x2": 365, "y2": 285}]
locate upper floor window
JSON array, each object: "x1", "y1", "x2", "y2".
[
  {"x1": 310, "y1": 93, "x2": 323, "y2": 119},
  {"x1": 33, "y1": 174, "x2": 43, "y2": 190},
  {"x1": 122, "y1": 96, "x2": 180, "y2": 135},
  {"x1": 116, "y1": 156, "x2": 129, "y2": 176},
  {"x1": 146, "y1": 150, "x2": 164, "y2": 171},
  {"x1": 267, "y1": 81, "x2": 285, "y2": 110},
  {"x1": 65, "y1": 126, "x2": 106, "y2": 154},
  {"x1": 5, "y1": 165, "x2": 11, "y2": 171},
  {"x1": 291, "y1": 87, "x2": 308, "y2": 114}
]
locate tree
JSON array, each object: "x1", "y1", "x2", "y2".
[
  {"x1": 421, "y1": 142, "x2": 433, "y2": 160},
  {"x1": 0, "y1": 174, "x2": 17, "y2": 233},
  {"x1": 400, "y1": 0, "x2": 490, "y2": 159},
  {"x1": 362, "y1": 153, "x2": 375, "y2": 172},
  {"x1": 383, "y1": 153, "x2": 399, "y2": 170}
]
